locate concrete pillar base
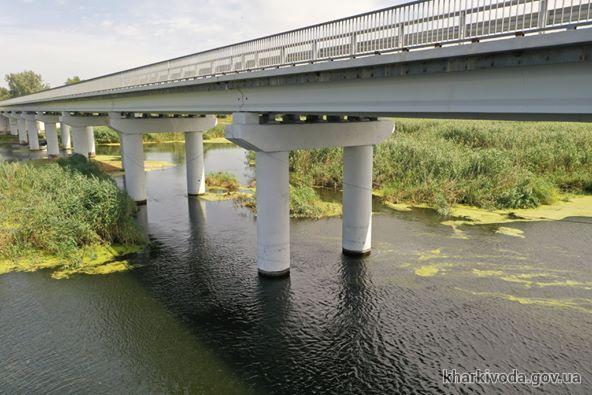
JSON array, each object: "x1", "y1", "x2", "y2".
[
  {"x1": 188, "y1": 193, "x2": 206, "y2": 197},
  {"x1": 258, "y1": 267, "x2": 290, "y2": 278},
  {"x1": 342, "y1": 248, "x2": 372, "y2": 257},
  {"x1": 135, "y1": 200, "x2": 148, "y2": 206},
  {"x1": 48, "y1": 154, "x2": 60, "y2": 159}
]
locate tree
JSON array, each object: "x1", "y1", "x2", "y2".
[
  {"x1": 0, "y1": 87, "x2": 9, "y2": 101},
  {"x1": 65, "y1": 76, "x2": 81, "y2": 85},
  {"x1": 5, "y1": 71, "x2": 50, "y2": 97}
]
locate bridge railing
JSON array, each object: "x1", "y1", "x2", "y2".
[{"x1": 2, "y1": 0, "x2": 592, "y2": 106}]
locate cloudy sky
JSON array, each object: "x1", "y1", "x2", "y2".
[{"x1": 0, "y1": 0, "x2": 404, "y2": 88}]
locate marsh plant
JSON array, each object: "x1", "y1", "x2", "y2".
[
  {"x1": 289, "y1": 119, "x2": 592, "y2": 214},
  {"x1": 0, "y1": 155, "x2": 145, "y2": 260}
]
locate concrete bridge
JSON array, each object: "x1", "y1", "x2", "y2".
[{"x1": 1, "y1": 0, "x2": 592, "y2": 277}]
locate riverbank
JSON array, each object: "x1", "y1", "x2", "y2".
[
  {"x1": 202, "y1": 172, "x2": 342, "y2": 219},
  {"x1": 0, "y1": 155, "x2": 146, "y2": 279},
  {"x1": 93, "y1": 154, "x2": 176, "y2": 173},
  {"x1": 289, "y1": 118, "x2": 592, "y2": 215},
  {"x1": 92, "y1": 118, "x2": 230, "y2": 145}
]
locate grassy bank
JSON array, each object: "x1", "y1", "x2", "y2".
[
  {"x1": 289, "y1": 118, "x2": 592, "y2": 214},
  {"x1": 0, "y1": 155, "x2": 145, "y2": 278},
  {"x1": 203, "y1": 172, "x2": 341, "y2": 219}
]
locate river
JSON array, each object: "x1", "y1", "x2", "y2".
[{"x1": 1, "y1": 141, "x2": 591, "y2": 394}]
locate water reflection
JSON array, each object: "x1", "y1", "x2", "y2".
[{"x1": 1, "y1": 141, "x2": 591, "y2": 394}]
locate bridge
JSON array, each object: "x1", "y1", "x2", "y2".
[{"x1": 1, "y1": 0, "x2": 591, "y2": 277}]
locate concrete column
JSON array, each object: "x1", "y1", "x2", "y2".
[
  {"x1": 256, "y1": 151, "x2": 290, "y2": 277},
  {"x1": 72, "y1": 126, "x2": 91, "y2": 157},
  {"x1": 342, "y1": 145, "x2": 373, "y2": 256},
  {"x1": 17, "y1": 118, "x2": 28, "y2": 145},
  {"x1": 9, "y1": 117, "x2": 18, "y2": 136},
  {"x1": 185, "y1": 131, "x2": 206, "y2": 196},
  {"x1": 26, "y1": 117, "x2": 40, "y2": 151},
  {"x1": 87, "y1": 127, "x2": 96, "y2": 157},
  {"x1": 10, "y1": 118, "x2": 17, "y2": 136},
  {"x1": 45, "y1": 122, "x2": 60, "y2": 158},
  {"x1": 61, "y1": 124, "x2": 72, "y2": 149},
  {"x1": 0, "y1": 116, "x2": 8, "y2": 133},
  {"x1": 121, "y1": 133, "x2": 146, "y2": 204}
]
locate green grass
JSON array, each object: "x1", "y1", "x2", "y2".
[
  {"x1": 288, "y1": 118, "x2": 592, "y2": 214},
  {"x1": 0, "y1": 154, "x2": 145, "y2": 260},
  {"x1": 206, "y1": 171, "x2": 240, "y2": 192},
  {"x1": 0, "y1": 134, "x2": 18, "y2": 144},
  {"x1": 92, "y1": 117, "x2": 228, "y2": 144}
]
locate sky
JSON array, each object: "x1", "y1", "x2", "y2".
[{"x1": 0, "y1": 0, "x2": 403, "y2": 89}]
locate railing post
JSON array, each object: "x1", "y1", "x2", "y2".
[
  {"x1": 311, "y1": 40, "x2": 318, "y2": 62},
  {"x1": 350, "y1": 33, "x2": 357, "y2": 56},
  {"x1": 538, "y1": 0, "x2": 548, "y2": 29},
  {"x1": 459, "y1": 11, "x2": 467, "y2": 40},
  {"x1": 398, "y1": 25, "x2": 405, "y2": 49}
]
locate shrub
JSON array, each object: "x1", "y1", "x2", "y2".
[
  {"x1": 0, "y1": 155, "x2": 144, "y2": 259},
  {"x1": 206, "y1": 172, "x2": 239, "y2": 191}
]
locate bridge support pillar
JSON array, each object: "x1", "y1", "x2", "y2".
[
  {"x1": 226, "y1": 112, "x2": 393, "y2": 276},
  {"x1": 8, "y1": 114, "x2": 18, "y2": 136},
  {"x1": 0, "y1": 115, "x2": 8, "y2": 134},
  {"x1": 17, "y1": 116, "x2": 28, "y2": 145},
  {"x1": 24, "y1": 113, "x2": 41, "y2": 151},
  {"x1": 87, "y1": 127, "x2": 96, "y2": 157},
  {"x1": 109, "y1": 113, "x2": 216, "y2": 202},
  {"x1": 120, "y1": 133, "x2": 147, "y2": 204},
  {"x1": 37, "y1": 114, "x2": 61, "y2": 158},
  {"x1": 342, "y1": 145, "x2": 373, "y2": 256},
  {"x1": 71, "y1": 127, "x2": 93, "y2": 157},
  {"x1": 60, "y1": 114, "x2": 108, "y2": 158},
  {"x1": 256, "y1": 151, "x2": 291, "y2": 277},
  {"x1": 185, "y1": 131, "x2": 206, "y2": 196},
  {"x1": 61, "y1": 124, "x2": 72, "y2": 149}
]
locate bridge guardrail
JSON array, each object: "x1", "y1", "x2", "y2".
[{"x1": 2, "y1": 0, "x2": 591, "y2": 106}]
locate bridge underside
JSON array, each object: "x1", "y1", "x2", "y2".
[{"x1": 2, "y1": 32, "x2": 592, "y2": 122}]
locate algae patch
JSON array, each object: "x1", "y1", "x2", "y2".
[
  {"x1": 495, "y1": 227, "x2": 525, "y2": 238},
  {"x1": 0, "y1": 244, "x2": 142, "y2": 280},
  {"x1": 415, "y1": 265, "x2": 441, "y2": 277},
  {"x1": 456, "y1": 288, "x2": 592, "y2": 314}
]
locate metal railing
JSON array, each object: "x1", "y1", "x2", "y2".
[{"x1": 2, "y1": 0, "x2": 591, "y2": 106}]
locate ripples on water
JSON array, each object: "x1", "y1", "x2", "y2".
[{"x1": 1, "y1": 143, "x2": 591, "y2": 394}]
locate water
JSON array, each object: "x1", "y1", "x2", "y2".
[{"x1": 1, "y1": 141, "x2": 591, "y2": 394}]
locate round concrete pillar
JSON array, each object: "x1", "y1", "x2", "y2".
[
  {"x1": 72, "y1": 126, "x2": 91, "y2": 157},
  {"x1": 17, "y1": 118, "x2": 28, "y2": 145},
  {"x1": 61, "y1": 124, "x2": 72, "y2": 149},
  {"x1": 342, "y1": 145, "x2": 373, "y2": 256},
  {"x1": 45, "y1": 123, "x2": 60, "y2": 158},
  {"x1": 26, "y1": 118, "x2": 40, "y2": 151},
  {"x1": 9, "y1": 118, "x2": 18, "y2": 136},
  {"x1": 121, "y1": 133, "x2": 146, "y2": 204},
  {"x1": 256, "y1": 151, "x2": 290, "y2": 277},
  {"x1": 87, "y1": 127, "x2": 96, "y2": 157},
  {"x1": 185, "y1": 131, "x2": 206, "y2": 196}
]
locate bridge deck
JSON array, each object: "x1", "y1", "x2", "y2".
[{"x1": 1, "y1": 0, "x2": 591, "y2": 111}]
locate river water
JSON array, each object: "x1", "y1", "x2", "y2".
[{"x1": 1, "y1": 141, "x2": 591, "y2": 394}]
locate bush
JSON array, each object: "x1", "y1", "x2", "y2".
[
  {"x1": 206, "y1": 172, "x2": 239, "y2": 191},
  {"x1": 0, "y1": 155, "x2": 144, "y2": 259},
  {"x1": 286, "y1": 118, "x2": 592, "y2": 212},
  {"x1": 93, "y1": 126, "x2": 120, "y2": 143}
]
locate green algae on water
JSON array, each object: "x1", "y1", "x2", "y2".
[{"x1": 0, "y1": 244, "x2": 142, "y2": 280}]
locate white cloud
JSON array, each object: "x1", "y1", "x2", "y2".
[{"x1": 0, "y1": 0, "x2": 402, "y2": 88}]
